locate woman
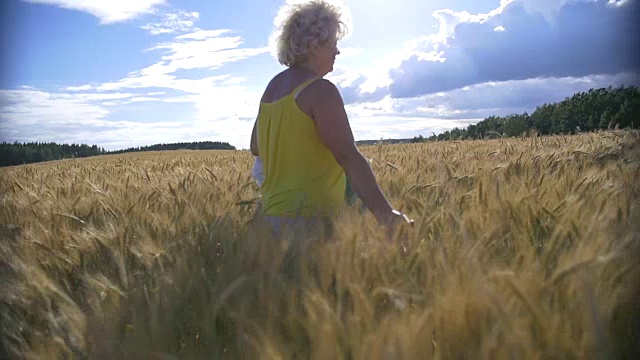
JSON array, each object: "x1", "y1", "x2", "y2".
[{"x1": 250, "y1": 0, "x2": 412, "y2": 241}]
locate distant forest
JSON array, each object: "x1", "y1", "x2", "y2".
[
  {"x1": 1, "y1": 85, "x2": 638, "y2": 167},
  {"x1": 412, "y1": 85, "x2": 640, "y2": 142},
  {"x1": 0, "y1": 141, "x2": 236, "y2": 167},
  {"x1": 106, "y1": 141, "x2": 236, "y2": 154}
]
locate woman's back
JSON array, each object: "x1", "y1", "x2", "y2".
[{"x1": 257, "y1": 70, "x2": 346, "y2": 218}]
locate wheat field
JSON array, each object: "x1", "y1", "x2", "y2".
[{"x1": 1, "y1": 131, "x2": 639, "y2": 359}]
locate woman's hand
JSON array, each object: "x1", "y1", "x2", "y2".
[{"x1": 382, "y1": 209, "x2": 414, "y2": 239}]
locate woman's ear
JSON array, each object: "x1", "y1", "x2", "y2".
[{"x1": 308, "y1": 41, "x2": 320, "y2": 56}]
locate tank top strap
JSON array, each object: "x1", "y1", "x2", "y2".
[{"x1": 292, "y1": 77, "x2": 321, "y2": 100}]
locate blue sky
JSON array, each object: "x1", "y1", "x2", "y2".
[{"x1": 1, "y1": 0, "x2": 638, "y2": 150}]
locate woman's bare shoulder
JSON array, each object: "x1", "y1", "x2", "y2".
[
  {"x1": 261, "y1": 70, "x2": 305, "y2": 102},
  {"x1": 304, "y1": 78, "x2": 343, "y2": 104},
  {"x1": 294, "y1": 78, "x2": 345, "y2": 122},
  {"x1": 260, "y1": 73, "x2": 283, "y2": 102}
]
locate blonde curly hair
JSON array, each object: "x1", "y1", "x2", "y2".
[{"x1": 271, "y1": 0, "x2": 349, "y2": 67}]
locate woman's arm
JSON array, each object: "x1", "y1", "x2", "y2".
[{"x1": 310, "y1": 79, "x2": 411, "y2": 228}]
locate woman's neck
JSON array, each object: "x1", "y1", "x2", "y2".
[{"x1": 291, "y1": 62, "x2": 323, "y2": 78}]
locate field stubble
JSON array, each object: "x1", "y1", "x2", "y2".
[{"x1": 1, "y1": 131, "x2": 639, "y2": 359}]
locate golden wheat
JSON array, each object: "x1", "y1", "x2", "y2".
[{"x1": 1, "y1": 131, "x2": 639, "y2": 359}]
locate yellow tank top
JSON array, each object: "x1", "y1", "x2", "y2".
[{"x1": 257, "y1": 78, "x2": 346, "y2": 217}]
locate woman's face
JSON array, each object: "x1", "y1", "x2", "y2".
[{"x1": 313, "y1": 36, "x2": 340, "y2": 75}]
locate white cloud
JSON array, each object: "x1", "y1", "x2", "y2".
[
  {"x1": 429, "y1": 0, "x2": 515, "y2": 41},
  {"x1": 63, "y1": 84, "x2": 95, "y2": 92},
  {"x1": 0, "y1": 87, "x2": 246, "y2": 150},
  {"x1": 1, "y1": 25, "x2": 272, "y2": 150},
  {"x1": 285, "y1": 0, "x2": 344, "y2": 4},
  {"x1": 349, "y1": 116, "x2": 476, "y2": 141},
  {"x1": 84, "y1": 30, "x2": 269, "y2": 93},
  {"x1": 331, "y1": 71, "x2": 638, "y2": 142},
  {"x1": 514, "y1": 0, "x2": 564, "y2": 23},
  {"x1": 140, "y1": 10, "x2": 199, "y2": 35},
  {"x1": 0, "y1": 89, "x2": 111, "y2": 129},
  {"x1": 115, "y1": 96, "x2": 163, "y2": 105},
  {"x1": 513, "y1": 0, "x2": 607, "y2": 24},
  {"x1": 326, "y1": 48, "x2": 408, "y2": 102},
  {"x1": 71, "y1": 93, "x2": 137, "y2": 102},
  {"x1": 149, "y1": 33, "x2": 268, "y2": 71},
  {"x1": 337, "y1": 47, "x2": 363, "y2": 58},
  {"x1": 607, "y1": 0, "x2": 632, "y2": 6},
  {"x1": 411, "y1": 73, "x2": 640, "y2": 113},
  {"x1": 386, "y1": 0, "x2": 639, "y2": 98},
  {"x1": 176, "y1": 29, "x2": 229, "y2": 40},
  {"x1": 329, "y1": 0, "x2": 637, "y2": 104},
  {"x1": 318, "y1": 1, "x2": 518, "y2": 101},
  {"x1": 22, "y1": 0, "x2": 165, "y2": 24}
]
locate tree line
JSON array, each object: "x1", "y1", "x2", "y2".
[
  {"x1": 106, "y1": 141, "x2": 235, "y2": 154},
  {"x1": 412, "y1": 85, "x2": 640, "y2": 142},
  {"x1": 0, "y1": 141, "x2": 236, "y2": 167}
]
